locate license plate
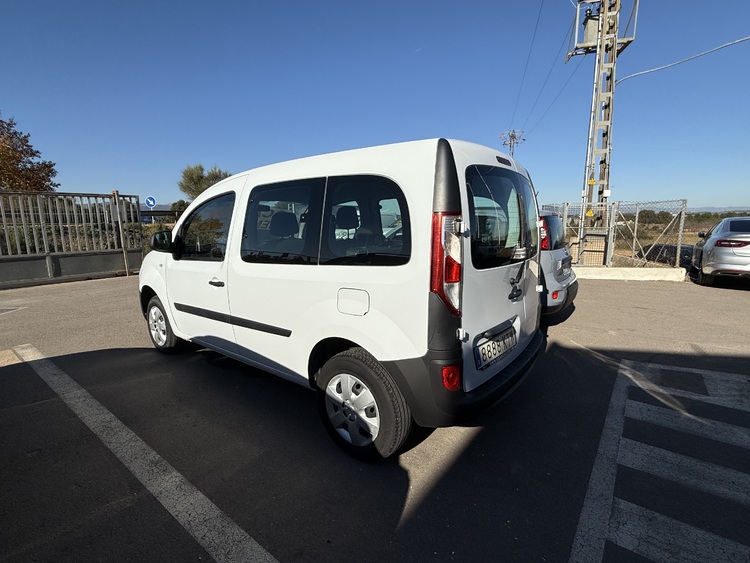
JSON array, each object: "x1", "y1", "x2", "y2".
[{"x1": 474, "y1": 327, "x2": 517, "y2": 370}]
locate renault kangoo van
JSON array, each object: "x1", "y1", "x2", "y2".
[{"x1": 139, "y1": 139, "x2": 545, "y2": 459}]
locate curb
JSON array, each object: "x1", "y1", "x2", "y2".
[{"x1": 573, "y1": 267, "x2": 687, "y2": 282}]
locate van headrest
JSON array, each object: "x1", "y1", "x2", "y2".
[
  {"x1": 269, "y1": 212, "x2": 298, "y2": 237},
  {"x1": 335, "y1": 206, "x2": 359, "y2": 230}
]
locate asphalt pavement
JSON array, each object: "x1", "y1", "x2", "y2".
[{"x1": 1, "y1": 274, "x2": 748, "y2": 562}]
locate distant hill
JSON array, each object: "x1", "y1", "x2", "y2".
[{"x1": 688, "y1": 207, "x2": 750, "y2": 213}]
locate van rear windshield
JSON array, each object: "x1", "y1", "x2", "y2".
[
  {"x1": 544, "y1": 214, "x2": 567, "y2": 249},
  {"x1": 466, "y1": 165, "x2": 534, "y2": 269}
]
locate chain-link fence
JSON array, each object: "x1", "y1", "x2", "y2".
[{"x1": 542, "y1": 199, "x2": 689, "y2": 268}]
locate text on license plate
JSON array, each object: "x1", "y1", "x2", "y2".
[{"x1": 474, "y1": 327, "x2": 517, "y2": 370}]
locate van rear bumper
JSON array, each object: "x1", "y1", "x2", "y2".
[{"x1": 383, "y1": 329, "x2": 545, "y2": 428}]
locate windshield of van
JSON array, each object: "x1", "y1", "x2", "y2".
[{"x1": 466, "y1": 165, "x2": 534, "y2": 269}]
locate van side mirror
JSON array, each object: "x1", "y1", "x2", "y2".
[{"x1": 149, "y1": 230, "x2": 173, "y2": 252}]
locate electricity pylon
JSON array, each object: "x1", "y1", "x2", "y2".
[{"x1": 567, "y1": 0, "x2": 639, "y2": 208}]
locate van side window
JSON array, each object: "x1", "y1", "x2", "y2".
[
  {"x1": 178, "y1": 192, "x2": 236, "y2": 261},
  {"x1": 240, "y1": 179, "x2": 325, "y2": 264},
  {"x1": 320, "y1": 175, "x2": 410, "y2": 266},
  {"x1": 466, "y1": 165, "x2": 526, "y2": 269}
]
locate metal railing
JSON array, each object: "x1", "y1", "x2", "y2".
[{"x1": 0, "y1": 190, "x2": 143, "y2": 286}]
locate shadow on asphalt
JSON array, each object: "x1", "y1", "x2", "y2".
[
  {"x1": 686, "y1": 268, "x2": 750, "y2": 291},
  {"x1": 2, "y1": 338, "x2": 749, "y2": 562}
]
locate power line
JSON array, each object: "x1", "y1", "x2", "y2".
[
  {"x1": 616, "y1": 35, "x2": 750, "y2": 85},
  {"x1": 521, "y1": 19, "x2": 575, "y2": 130},
  {"x1": 509, "y1": 0, "x2": 546, "y2": 130},
  {"x1": 525, "y1": 56, "x2": 585, "y2": 135}
]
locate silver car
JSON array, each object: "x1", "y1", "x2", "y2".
[
  {"x1": 692, "y1": 216, "x2": 750, "y2": 286},
  {"x1": 539, "y1": 210, "x2": 578, "y2": 314}
]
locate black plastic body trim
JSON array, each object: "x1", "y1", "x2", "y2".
[
  {"x1": 383, "y1": 329, "x2": 545, "y2": 427},
  {"x1": 428, "y1": 141, "x2": 463, "y2": 351},
  {"x1": 542, "y1": 279, "x2": 578, "y2": 316},
  {"x1": 433, "y1": 139, "x2": 462, "y2": 213},
  {"x1": 173, "y1": 302, "x2": 292, "y2": 337}
]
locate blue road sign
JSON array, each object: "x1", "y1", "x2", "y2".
[{"x1": 145, "y1": 196, "x2": 156, "y2": 209}]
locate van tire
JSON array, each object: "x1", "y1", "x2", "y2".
[
  {"x1": 146, "y1": 296, "x2": 181, "y2": 352},
  {"x1": 316, "y1": 348, "x2": 411, "y2": 461}
]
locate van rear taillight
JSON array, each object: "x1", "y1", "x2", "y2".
[
  {"x1": 540, "y1": 216, "x2": 550, "y2": 251},
  {"x1": 431, "y1": 212, "x2": 463, "y2": 316},
  {"x1": 441, "y1": 364, "x2": 462, "y2": 391}
]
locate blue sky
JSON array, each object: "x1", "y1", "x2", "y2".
[{"x1": 2, "y1": 1, "x2": 749, "y2": 208}]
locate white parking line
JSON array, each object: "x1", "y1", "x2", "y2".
[
  {"x1": 617, "y1": 437, "x2": 750, "y2": 507},
  {"x1": 569, "y1": 359, "x2": 750, "y2": 563},
  {"x1": 629, "y1": 362, "x2": 750, "y2": 412},
  {"x1": 609, "y1": 499, "x2": 750, "y2": 563},
  {"x1": 568, "y1": 363, "x2": 629, "y2": 563},
  {"x1": 625, "y1": 399, "x2": 750, "y2": 450},
  {"x1": 13, "y1": 344, "x2": 278, "y2": 563}
]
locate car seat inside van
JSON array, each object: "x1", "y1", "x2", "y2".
[{"x1": 139, "y1": 138, "x2": 545, "y2": 460}]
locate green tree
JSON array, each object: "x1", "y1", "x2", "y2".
[
  {"x1": 171, "y1": 199, "x2": 190, "y2": 214},
  {"x1": 178, "y1": 164, "x2": 230, "y2": 200},
  {"x1": 0, "y1": 112, "x2": 59, "y2": 191}
]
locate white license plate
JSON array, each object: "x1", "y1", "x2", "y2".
[{"x1": 474, "y1": 327, "x2": 517, "y2": 370}]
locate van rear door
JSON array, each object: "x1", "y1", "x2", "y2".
[{"x1": 458, "y1": 159, "x2": 540, "y2": 392}]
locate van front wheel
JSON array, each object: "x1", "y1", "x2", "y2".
[
  {"x1": 146, "y1": 296, "x2": 180, "y2": 352},
  {"x1": 316, "y1": 348, "x2": 411, "y2": 461}
]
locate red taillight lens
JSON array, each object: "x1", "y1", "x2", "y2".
[
  {"x1": 444, "y1": 255, "x2": 461, "y2": 283},
  {"x1": 540, "y1": 216, "x2": 550, "y2": 251},
  {"x1": 441, "y1": 365, "x2": 462, "y2": 391},
  {"x1": 716, "y1": 239, "x2": 749, "y2": 248},
  {"x1": 431, "y1": 212, "x2": 462, "y2": 316}
]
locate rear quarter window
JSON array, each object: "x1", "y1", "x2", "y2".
[{"x1": 319, "y1": 175, "x2": 411, "y2": 266}]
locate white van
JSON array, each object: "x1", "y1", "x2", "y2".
[{"x1": 139, "y1": 139, "x2": 545, "y2": 460}]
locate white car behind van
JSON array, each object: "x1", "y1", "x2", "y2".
[{"x1": 139, "y1": 139, "x2": 545, "y2": 460}]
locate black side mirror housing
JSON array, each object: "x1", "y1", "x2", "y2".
[
  {"x1": 149, "y1": 230, "x2": 173, "y2": 252},
  {"x1": 698, "y1": 232, "x2": 706, "y2": 239}
]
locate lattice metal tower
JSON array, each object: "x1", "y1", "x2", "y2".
[
  {"x1": 500, "y1": 129, "x2": 525, "y2": 158},
  {"x1": 567, "y1": 1, "x2": 639, "y2": 209}
]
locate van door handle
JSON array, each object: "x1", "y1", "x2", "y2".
[{"x1": 208, "y1": 279, "x2": 225, "y2": 287}]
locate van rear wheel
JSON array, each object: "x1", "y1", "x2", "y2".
[{"x1": 316, "y1": 348, "x2": 411, "y2": 461}]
